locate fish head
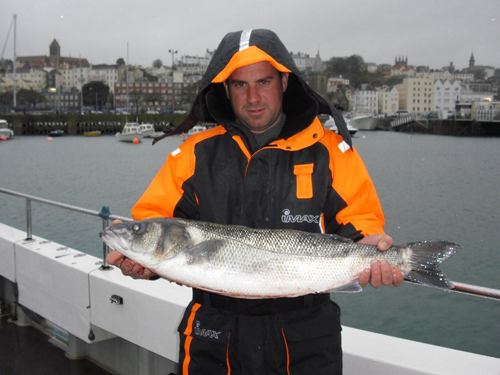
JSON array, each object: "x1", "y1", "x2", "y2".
[{"x1": 100, "y1": 219, "x2": 191, "y2": 265}]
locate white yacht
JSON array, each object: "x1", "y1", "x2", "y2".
[
  {"x1": 115, "y1": 122, "x2": 144, "y2": 142},
  {"x1": 348, "y1": 110, "x2": 378, "y2": 130},
  {"x1": 324, "y1": 115, "x2": 358, "y2": 136}
]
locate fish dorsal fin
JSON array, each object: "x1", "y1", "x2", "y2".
[
  {"x1": 185, "y1": 239, "x2": 225, "y2": 264},
  {"x1": 325, "y1": 280, "x2": 363, "y2": 293}
]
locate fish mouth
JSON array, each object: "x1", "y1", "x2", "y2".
[{"x1": 100, "y1": 229, "x2": 127, "y2": 252}]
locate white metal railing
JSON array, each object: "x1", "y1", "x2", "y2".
[
  {"x1": 1, "y1": 187, "x2": 499, "y2": 301},
  {"x1": 0, "y1": 187, "x2": 130, "y2": 269}
]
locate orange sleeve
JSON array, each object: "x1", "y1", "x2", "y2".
[
  {"x1": 322, "y1": 132, "x2": 386, "y2": 237},
  {"x1": 131, "y1": 142, "x2": 197, "y2": 220}
]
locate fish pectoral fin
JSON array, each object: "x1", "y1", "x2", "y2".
[
  {"x1": 322, "y1": 233, "x2": 354, "y2": 243},
  {"x1": 185, "y1": 239, "x2": 225, "y2": 264},
  {"x1": 326, "y1": 280, "x2": 363, "y2": 293}
]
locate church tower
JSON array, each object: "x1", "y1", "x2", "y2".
[
  {"x1": 50, "y1": 39, "x2": 61, "y2": 58},
  {"x1": 469, "y1": 52, "x2": 475, "y2": 68}
]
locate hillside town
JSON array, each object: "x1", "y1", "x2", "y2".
[{"x1": 0, "y1": 38, "x2": 499, "y2": 119}]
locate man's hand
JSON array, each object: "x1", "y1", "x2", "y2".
[
  {"x1": 105, "y1": 220, "x2": 158, "y2": 280},
  {"x1": 357, "y1": 234, "x2": 404, "y2": 288}
]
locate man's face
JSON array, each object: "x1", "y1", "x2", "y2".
[{"x1": 224, "y1": 61, "x2": 289, "y2": 134}]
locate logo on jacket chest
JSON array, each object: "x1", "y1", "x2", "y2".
[{"x1": 281, "y1": 209, "x2": 320, "y2": 224}]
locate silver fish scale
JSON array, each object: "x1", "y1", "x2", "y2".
[
  {"x1": 168, "y1": 220, "x2": 409, "y2": 297},
  {"x1": 182, "y1": 219, "x2": 405, "y2": 261}
]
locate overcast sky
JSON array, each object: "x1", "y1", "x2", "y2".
[{"x1": 2, "y1": 0, "x2": 499, "y2": 71}]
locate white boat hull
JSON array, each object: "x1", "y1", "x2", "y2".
[
  {"x1": 0, "y1": 129, "x2": 14, "y2": 139},
  {"x1": 115, "y1": 132, "x2": 143, "y2": 142},
  {"x1": 350, "y1": 115, "x2": 378, "y2": 130}
]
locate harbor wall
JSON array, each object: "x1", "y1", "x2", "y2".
[
  {"x1": 377, "y1": 118, "x2": 500, "y2": 136},
  {"x1": 1, "y1": 114, "x2": 186, "y2": 136}
]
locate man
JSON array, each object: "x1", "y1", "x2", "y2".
[{"x1": 107, "y1": 29, "x2": 403, "y2": 374}]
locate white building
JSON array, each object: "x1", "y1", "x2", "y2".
[
  {"x1": 378, "y1": 86, "x2": 399, "y2": 114},
  {"x1": 291, "y1": 52, "x2": 316, "y2": 73},
  {"x1": 434, "y1": 80, "x2": 462, "y2": 112},
  {"x1": 6, "y1": 65, "x2": 46, "y2": 89},
  {"x1": 89, "y1": 64, "x2": 119, "y2": 93},
  {"x1": 71, "y1": 64, "x2": 92, "y2": 91},
  {"x1": 352, "y1": 84, "x2": 378, "y2": 114},
  {"x1": 326, "y1": 77, "x2": 350, "y2": 93}
]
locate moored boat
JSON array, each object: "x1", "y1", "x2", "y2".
[
  {"x1": 349, "y1": 114, "x2": 378, "y2": 130},
  {"x1": 0, "y1": 119, "x2": 14, "y2": 140},
  {"x1": 48, "y1": 129, "x2": 64, "y2": 137},
  {"x1": 323, "y1": 115, "x2": 358, "y2": 136},
  {"x1": 138, "y1": 123, "x2": 155, "y2": 138},
  {"x1": 180, "y1": 124, "x2": 207, "y2": 141},
  {"x1": 115, "y1": 123, "x2": 143, "y2": 142},
  {"x1": 84, "y1": 130, "x2": 101, "y2": 137}
]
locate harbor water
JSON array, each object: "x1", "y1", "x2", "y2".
[{"x1": 0, "y1": 132, "x2": 499, "y2": 359}]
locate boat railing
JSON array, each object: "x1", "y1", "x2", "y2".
[
  {"x1": 1, "y1": 186, "x2": 499, "y2": 301},
  {"x1": 0, "y1": 187, "x2": 130, "y2": 269}
]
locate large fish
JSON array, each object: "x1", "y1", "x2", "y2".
[{"x1": 100, "y1": 218, "x2": 459, "y2": 299}]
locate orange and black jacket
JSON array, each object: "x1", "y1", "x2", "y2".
[{"x1": 132, "y1": 29, "x2": 385, "y2": 240}]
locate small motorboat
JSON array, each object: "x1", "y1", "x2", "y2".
[
  {"x1": 48, "y1": 130, "x2": 64, "y2": 137},
  {"x1": 84, "y1": 130, "x2": 101, "y2": 137},
  {"x1": 115, "y1": 123, "x2": 144, "y2": 142}
]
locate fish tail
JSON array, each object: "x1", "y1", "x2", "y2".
[{"x1": 404, "y1": 240, "x2": 460, "y2": 289}]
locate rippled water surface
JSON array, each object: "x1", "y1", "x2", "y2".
[{"x1": 1, "y1": 132, "x2": 499, "y2": 358}]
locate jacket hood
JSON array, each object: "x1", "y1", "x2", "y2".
[{"x1": 154, "y1": 29, "x2": 351, "y2": 148}]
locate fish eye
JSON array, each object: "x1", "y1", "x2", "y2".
[{"x1": 131, "y1": 223, "x2": 145, "y2": 234}]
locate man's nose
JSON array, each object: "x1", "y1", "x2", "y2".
[{"x1": 246, "y1": 85, "x2": 261, "y2": 104}]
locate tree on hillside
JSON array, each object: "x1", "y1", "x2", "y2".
[
  {"x1": 153, "y1": 59, "x2": 163, "y2": 68},
  {"x1": 324, "y1": 55, "x2": 366, "y2": 78},
  {"x1": 116, "y1": 58, "x2": 125, "y2": 66},
  {"x1": 17, "y1": 88, "x2": 45, "y2": 109},
  {"x1": 83, "y1": 82, "x2": 110, "y2": 108}
]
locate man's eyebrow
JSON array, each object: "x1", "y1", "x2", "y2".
[{"x1": 229, "y1": 75, "x2": 275, "y2": 84}]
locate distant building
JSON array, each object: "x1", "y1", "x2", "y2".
[
  {"x1": 434, "y1": 79, "x2": 461, "y2": 112},
  {"x1": 0, "y1": 76, "x2": 34, "y2": 92},
  {"x1": 16, "y1": 39, "x2": 89, "y2": 70},
  {"x1": 395, "y1": 56, "x2": 408, "y2": 68},
  {"x1": 114, "y1": 71, "x2": 189, "y2": 112},
  {"x1": 463, "y1": 53, "x2": 495, "y2": 78},
  {"x1": 395, "y1": 74, "x2": 434, "y2": 113},
  {"x1": 290, "y1": 52, "x2": 316, "y2": 73},
  {"x1": 351, "y1": 84, "x2": 378, "y2": 113},
  {"x1": 377, "y1": 86, "x2": 399, "y2": 114},
  {"x1": 5, "y1": 64, "x2": 46, "y2": 89},
  {"x1": 326, "y1": 77, "x2": 350, "y2": 93},
  {"x1": 89, "y1": 64, "x2": 119, "y2": 93},
  {"x1": 391, "y1": 65, "x2": 414, "y2": 78}
]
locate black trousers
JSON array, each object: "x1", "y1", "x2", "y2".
[{"x1": 177, "y1": 290, "x2": 342, "y2": 375}]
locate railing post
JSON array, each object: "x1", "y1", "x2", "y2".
[
  {"x1": 98, "y1": 206, "x2": 112, "y2": 270},
  {"x1": 25, "y1": 199, "x2": 33, "y2": 241}
]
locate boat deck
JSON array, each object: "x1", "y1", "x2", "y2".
[{"x1": 0, "y1": 313, "x2": 111, "y2": 375}]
